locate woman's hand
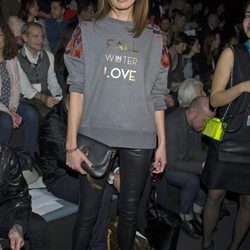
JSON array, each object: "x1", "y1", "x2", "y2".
[
  {"x1": 113, "y1": 171, "x2": 120, "y2": 192},
  {"x1": 66, "y1": 149, "x2": 93, "y2": 175},
  {"x1": 10, "y1": 111, "x2": 20, "y2": 129},
  {"x1": 8, "y1": 225, "x2": 24, "y2": 250},
  {"x1": 165, "y1": 94, "x2": 175, "y2": 107},
  {"x1": 152, "y1": 145, "x2": 167, "y2": 174}
]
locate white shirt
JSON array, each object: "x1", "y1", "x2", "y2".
[{"x1": 17, "y1": 45, "x2": 62, "y2": 99}]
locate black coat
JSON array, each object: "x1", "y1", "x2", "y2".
[
  {"x1": 0, "y1": 145, "x2": 31, "y2": 234},
  {"x1": 39, "y1": 100, "x2": 77, "y2": 186}
]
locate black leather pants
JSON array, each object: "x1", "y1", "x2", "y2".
[{"x1": 72, "y1": 148, "x2": 153, "y2": 250}]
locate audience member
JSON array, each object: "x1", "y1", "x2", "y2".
[
  {"x1": 164, "y1": 96, "x2": 214, "y2": 238},
  {"x1": 17, "y1": 22, "x2": 62, "y2": 118},
  {"x1": 181, "y1": 35, "x2": 201, "y2": 79},
  {"x1": 45, "y1": 0, "x2": 68, "y2": 54},
  {"x1": 18, "y1": 0, "x2": 50, "y2": 50},
  {"x1": 198, "y1": 12, "x2": 219, "y2": 46},
  {"x1": 0, "y1": 23, "x2": 38, "y2": 162},
  {"x1": 178, "y1": 78, "x2": 206, "y2": 108},
  {"x1": 69, "y1": 0, "x2": 95, "y2": 26},
  {"x1": 168, "y1": 31, "x2": 189, "y2": 91},
  {"x1": 159, "y1": 13, "x2": 171, "y2": 43},
  {"x1": 6, "y1": 16, "x2": 24, "y2": 48},
  {"x1": 166, "y1": 31, "x2": 189, "y2": 115},
  {"x1": 54, "y1": 22, "x2": 77, "y2": 97},
  {"x1": 168, "y1": 9, "x2": 187, "y2": 45},
  {"x1": 197, "y1": 30, "x2": 222, "y2": 93},
  {"x1": 0, "y1": 144, "x2": 50, "y2": 250}
]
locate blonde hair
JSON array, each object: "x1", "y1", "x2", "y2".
[{"x1": 95, "y1": 0, "x2": 148, "y2": 38}]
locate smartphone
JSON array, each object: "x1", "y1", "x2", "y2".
[{"x1": 14, "y1": 114, "x2": 22, "y2": 125}]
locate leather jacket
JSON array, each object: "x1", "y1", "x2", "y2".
[
  {"x1": 0, "y1": 144, "x2": 31, "y2": 234},
  {"x1": 39, "y1": 100, "x2": 78, "y2": 186}
]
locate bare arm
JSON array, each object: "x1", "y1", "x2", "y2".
[
  {"x1": 210, "y1": 47, "x2": 250, "y2": 107},
  {"x1": 153, "y1": 110, "x2": 167, "y2": 173},
  {"x1": 65, "y1": 92, "x2": 92, "y2": 175}
]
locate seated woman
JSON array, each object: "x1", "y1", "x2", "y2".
[
  {"x1": 178, "y1": 78, "x2": 206, "y2": 108},
  {"x1": 166, "y1": 31, "x2": 189, "y2": 115},
  {"x1": 0, "y1": 23, "x2": 38, "y2": 163}
]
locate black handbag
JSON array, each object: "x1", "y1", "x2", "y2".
[{"x1": 77, "y1": 134, "x2": 117, "y2": 179}]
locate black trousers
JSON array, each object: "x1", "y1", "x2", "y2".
[
  {"x1": 73, "y1": 148, "x2": 153, "y2": 250},
  {"x1": 0, "y1": 205, "x2": 50, "y2": 250}
]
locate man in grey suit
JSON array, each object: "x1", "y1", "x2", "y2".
[{"x1": 164, "y1": 96, "x2": 214, "y2": 238}]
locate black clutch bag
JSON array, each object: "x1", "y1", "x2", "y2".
[{"x1": 77, "y1": 134, "x2": 117, "y2": 179}]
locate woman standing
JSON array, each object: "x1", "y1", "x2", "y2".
[
  {"x1": 202, "y1": 1, "x2": 250, "y2": 249},
  {"x1": 0, "y1": 24, "x2": 38, "y2": 162},
  {"x1": 64, "y1": 0, "x2": 168, "y2": 249}
]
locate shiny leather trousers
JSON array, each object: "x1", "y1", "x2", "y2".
[{"x1": 73, "y1": 148, "x2": 153, "y2": 250}]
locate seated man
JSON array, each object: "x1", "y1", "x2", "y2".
[
  {"x1": 164, "y1": 96, "x2": 214, "y2": 238},
  {"x1": 17, "y1": 22, "x2": 62, "y2": 118},
  {"x1": 45, "y1": 0, "x2": 68, "y2": 54},
  {"x1": 39, "y1": 95, "x2": 118, "y2": 250},
  {"x1": 0, "y1": 144, "x2": 50, "y2": 250}
]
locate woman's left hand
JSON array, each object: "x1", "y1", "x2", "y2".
[
  {"x1": 152, "y1": 145, "x2": 167, "y2": 174},
  {"x1": 10, "y1": 111, "x2": 19, "y2": 129}
]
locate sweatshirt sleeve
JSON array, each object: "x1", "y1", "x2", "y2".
[
  {"x1": 64, "y1": 25, "x2": 85, "y2": 93},
  {"x1": 151, "y1": 40, "x2": 169, "y2": 111}
]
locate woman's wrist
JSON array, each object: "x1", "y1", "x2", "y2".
[
  {"x1": 66, "y1": 140, "x2": 78, "y2": 153},
  {"x1": 66, "y1": 147, "x2": 78, "y2": 153}
]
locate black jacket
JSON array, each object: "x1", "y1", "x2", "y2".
[
  {"x1": 39, "y1": 100, "x2": 77, "y2": 186},
  {"x1": 0, "y1": 145, "x2": 31, "y2": 234}
]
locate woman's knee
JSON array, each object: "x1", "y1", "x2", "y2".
[
  {"x1": 0, "y1": 112, "x2": 13, "y2": 145},
  {"x1": 207, "y1": 190, "x2": 226, "y2": 205},
  {"x1": 239, "y1": 195, "x2": 250, "y2": 211},
  {"x1": 0, "y1": 112, "x2": 12, "y2": 127},
  {"x1": 18, "y1": 104, "x2": 38, "y2": 124}
]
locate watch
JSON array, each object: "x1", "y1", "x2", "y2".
[{"x1": 108, "y1": 173, "x2": 115, "y2": 185}]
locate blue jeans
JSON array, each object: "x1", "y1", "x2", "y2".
[
  {"x1": 0, "y1": 104, "x2": 38, "y2": 157},
  {"x1": 165, "y1": 169, "x2": 206, "y2": 216}
]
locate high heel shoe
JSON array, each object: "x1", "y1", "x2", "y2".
[{"x1": 202, "y1": 240, "x2": 215, "y2": 250}]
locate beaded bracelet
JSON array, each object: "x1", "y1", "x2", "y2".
[{"x1": 66, "y1": 147, "x2": 78, "y2": 153}]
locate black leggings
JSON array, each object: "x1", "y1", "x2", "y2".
[{"x1": 72, "y1": 148, "x2": 153, "y2": 250}]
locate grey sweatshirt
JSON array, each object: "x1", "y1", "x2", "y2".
[{"x1": 64, "y1": 16, "x2": 169, "y2": 149}]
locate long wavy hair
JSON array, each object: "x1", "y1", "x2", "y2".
[
  {"x1": 0, "y1": 24, "x2": 18, "y2": 60},
  {"x1": 204, "y1": 30, "x2": 220, "y2": 65},
  {"x1": 18, "y1": 0, "x2": 37, "y2": 22},
  {"x1": 95, "y1": 0, "x2": 148, "y2": 38}
]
